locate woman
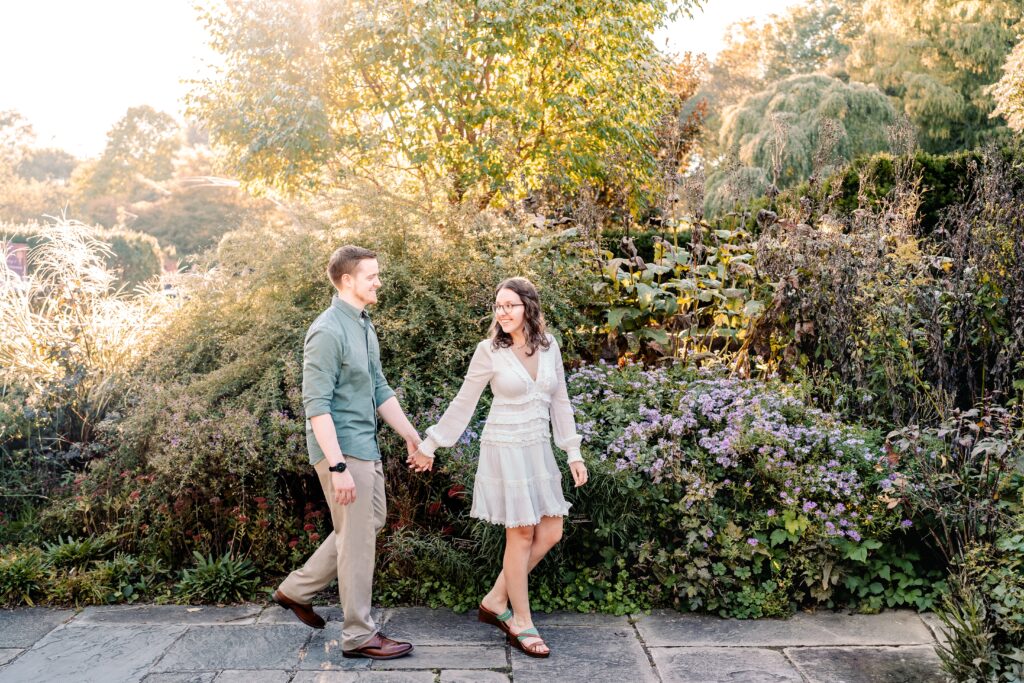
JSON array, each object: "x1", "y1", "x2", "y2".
[{"x1": 407, "y1": 277, "x2": 588, "y2": 658}]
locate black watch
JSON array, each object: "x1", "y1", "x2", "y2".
[{"x1": 328, "y1": 461, "x2": 347, "y2": 473}]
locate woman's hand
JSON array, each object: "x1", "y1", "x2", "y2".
[
  {"x1": 407, "y1": 450, "x2": 434, "y2": 473},
  {"x1": 569, "y1": 461, "x2": 588, "y2": 487}
]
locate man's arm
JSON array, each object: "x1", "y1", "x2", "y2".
[
  {"x1": 377, "y1": 395, "x2": 420, "y2": 445},
  {"x1": 303, "y1": 327, "x2": 357, "y2": 505},
  {"x1": 309, "y1": 415, "x2": 358, "y2": 506}
]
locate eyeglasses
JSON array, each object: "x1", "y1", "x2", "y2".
[{"x1": 492, "y1": 303, "x2": 525, "y2": 314}]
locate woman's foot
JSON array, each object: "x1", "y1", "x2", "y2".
[
  {"x1": 477, "y1": 601, "x2": 513, "y2": 635},
  {"x1": 479, "y1": 590, "x2": 508, "y2": 616},
  {"x1": 508, "y1": 623, "x2": 550, "y2": 658}
]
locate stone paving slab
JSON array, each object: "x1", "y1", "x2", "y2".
[
  {"x1": 292, "y1": 672, "x2": 434, "y2": 683},
  {"x1": 0, "y1": 624, "x2": 185, "y2": 683},
  {"x1": 919, "y1": 612, "x2": 951, "y2": 645},
  {"x1": 382, "y1": 607, "x2": 505, "y2": 645},
  {"x1": 75, "y1": 605, "x2": 261, "y2": 626},
  {"x1": 141, "y1": 674, "x2": 216, "y2": 683},
  {"x1": 0, "y1": 651, "x2": 19, "y2": 667},
  {"x1": 651, "y1": 647, "x2": 803, "y2": 683},
  {"x1": 297, "y1": 623, "x2": 371, "y2": 671},
  {"x1": 215, "y1": 671, "x2": 292, "y2": 683},
  {"x1": 0, "y1": 609, "x2": 73, "y2": 648},
  {"x1": 258, "y1": 606, "x2": 385, "y2": 628},
  {"x1": 635, "y1": 609, "x2": 934, "y2": 647},
  {"x1": 786, "y1": 645, "x2": 944, "y2": 682},
  {"x1": 511, "y1": 625, "x2": 658, "y2": 683},
  {"x1": 533, "y1": 611, "x2": 631, "y2": 627},
  {"x1": 371, "y1": 645, "x2": 506, "y2": 670},
  {"x1": 440, "y1": 670, "x2": 510, "y2": 682},
  {"x1": 152, "y1": 625, "x2": 311, "y2": 672}
]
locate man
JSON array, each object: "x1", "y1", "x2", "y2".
[{"x1": 272, "y1": 245, "x2": 418, "y2": 660}]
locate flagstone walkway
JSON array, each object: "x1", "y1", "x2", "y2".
[{"x1": 0, "y1": 605, "x2": 948, "y2": 682}]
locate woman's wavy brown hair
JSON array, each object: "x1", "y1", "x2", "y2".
[{"x1": 490, "y1": 277, "x2": 551, "y2": 356}]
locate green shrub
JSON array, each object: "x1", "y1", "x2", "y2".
[
  {"x1": 176, "y1": 551, "x2": 260, "y2": 604},
  {"x1": 0, "y1": 547, "x2": 49, "y2": 606},
  {"x1": 43, "y1": 534, "x2": 114, "y2": 569},
  {"x1": 936, "y1": 533, "x2": 1024, "y2": 683}
]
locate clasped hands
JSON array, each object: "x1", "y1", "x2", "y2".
[{"x1": 405, "y1": 433, "x2": 434, "y2": 473}]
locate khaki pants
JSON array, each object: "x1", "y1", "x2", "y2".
[{"x1": 278, "y1": 457, "x2": 387, "y2": 650}]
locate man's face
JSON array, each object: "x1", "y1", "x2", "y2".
[{"x1": 344, "y1": 258, "x2": 381, "y2": 307}]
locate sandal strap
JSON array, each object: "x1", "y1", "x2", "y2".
[
  {"x1": 516, "y1": 627, "x2": 540, "y2": 640},
  {"x1": 496, "y1": 608, "x2": 513, "y2": 622}
]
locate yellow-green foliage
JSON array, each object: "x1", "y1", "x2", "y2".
[
  {"x1": 0, "y1": 219, "x2": 177, "y2": 447},
  {"x1": 1, "y1": 220, "x2": 163, "y2": 290}
]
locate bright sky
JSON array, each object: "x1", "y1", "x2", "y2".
[{"x1": 0, "y1": 0, "x2": 802, "y2": 159}]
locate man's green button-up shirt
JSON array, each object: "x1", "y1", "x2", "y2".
[{"x1": 302, "y1": 295, "x2": 395, "y2": 464}]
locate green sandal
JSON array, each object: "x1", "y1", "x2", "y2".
[
  {"x1": 510, "y1": 627, "x2": 550, "y2": 658},
  {"x1": 477, "y1": 603, "x2": 513, "y2": 636}
]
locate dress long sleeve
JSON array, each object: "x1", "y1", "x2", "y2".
[
  {"x1": 549, "y1": 341, "x2": 583, "y2": 463},
  {"x1": 418, "y1": 341, "x2": 494, "y2": 457}
]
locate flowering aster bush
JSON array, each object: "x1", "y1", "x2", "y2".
[{"x1": 566, "y1": 361, "x2": 924, "y2": 616}]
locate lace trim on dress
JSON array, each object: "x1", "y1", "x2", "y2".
[
  {"x1": 471, "y1": 510, "x2": 569, "y2": 528},
  {"x1": 475, "y1": 471, "x2": 561, "y2": 485},
  {"x1": 492, "y1": 392, "x2": 552, "y2": 407}
]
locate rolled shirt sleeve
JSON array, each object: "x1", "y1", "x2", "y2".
[
  {"x1": 302, "y1": 326, "x2": 341, "y2": 419},
  {"x1": 418, "y1": 341, "x2": 494, "y2": 457},
  {"x1": 550, "y1": 340, "x2": 583, "y2": 464}
]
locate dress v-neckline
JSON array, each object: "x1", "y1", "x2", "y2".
[{"x1": 507, "y1": 346, "x2": 541, "y2": 384}]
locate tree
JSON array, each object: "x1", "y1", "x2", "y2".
[
  {"x1": 695, "y1": 0, "x2": 864, "y2": 159},
  {"x1": 712, "y1": 74, "x2": 896, "y2": 200},
  {"x1": 0, "y1": 110, "x2": 35, "y2": 167},
  {"x1": 991, "y1": 36, "x2": 1024, "y2": 133},
  {"x1": 845, "y1": 0, "x2": 1022, "y2": 153},
  {"x1": 17, "y1": 148, "x2": 78, "y2": 182},
  {"x1": 190, "y1": 0, "x2": 699, "y2": 210},
  {"x1": 80, "y1": 105, "x2": 182, "y2": 198}
]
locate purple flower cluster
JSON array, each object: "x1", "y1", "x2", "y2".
[{"x1": 568, "y1": 363, "x2": 905, "y2": 544}]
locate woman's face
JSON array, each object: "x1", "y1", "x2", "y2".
[{"x1": 494, "y1": 287, "x2": 526, "y2": 338}]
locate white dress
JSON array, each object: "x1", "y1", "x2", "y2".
[{"x1": 417, "y1": 335, "x2": 583, "y2": 528}]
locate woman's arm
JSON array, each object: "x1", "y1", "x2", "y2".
[
  {"x1": 549, "y1": 341, "x2": 583, "y2": 464},
  {"x1": 417, "y1": 342, "x2": 494, "y2": 458}
]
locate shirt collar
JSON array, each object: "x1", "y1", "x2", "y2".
[{"x1": 332, "y1": 294, "x2": 370, "y2": 323}]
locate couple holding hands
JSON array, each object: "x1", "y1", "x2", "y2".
[{"x1": 271, "y1": 245, "x2": 588, "y2": 660}]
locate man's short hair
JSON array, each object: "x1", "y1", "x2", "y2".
[{"x1": 327, "y1": 245, "x2": 377, "y2": 286}]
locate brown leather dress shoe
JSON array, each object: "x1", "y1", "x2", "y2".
[
  {"x1": 271, "y1": 589, "x2": 325, "y2": 629},
  {"x1": 342, "y1": 633, "x2": 414, "y2": 660}
]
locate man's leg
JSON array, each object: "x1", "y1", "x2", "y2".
[
  {"x1": 335, "y1": 458, "x2": 381, "y2": 650},
  {"x1": 276, "y1": 459, "x2": 339, "y2": 611}
]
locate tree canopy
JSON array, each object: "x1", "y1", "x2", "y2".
[
  {"x1": 991, "y1": 36, "x2": 1024, "y2": 133},
  {"x1": 845, "y1": 0, "x2": 1022, "y2": 153},
  {"x1": 717, "y1": 73, "x2": 897, "y2": 189},
  {"x1": 190, "y1": 0, "x2": 699, "y2": 210},
  {"x1": 78, "y1": 105, "x2": 182, "y2": 198}
]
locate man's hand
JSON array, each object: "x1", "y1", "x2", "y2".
[
  {"x1": 405, "y1": 434, "x2": 422, "y2": 458},
  {"x1": 332, "y1": 470, "x2": 357, "y2": 506},
  {"x1": 407, "y1": 451, "x2": 434, "y2": 473},
  {"x1": 569, "y1": 461, "x2": 588, "y2": 488}
]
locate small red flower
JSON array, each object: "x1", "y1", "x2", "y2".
[
  {"x1": 427, "y1": 501, "x2": 442, "y2": 516},
  {"x1": 308, "y1": 532, "x2": 320, "y2": 542},
  {"x1": 303, "y1": 523, "x2": 316, "y2": 531}
]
